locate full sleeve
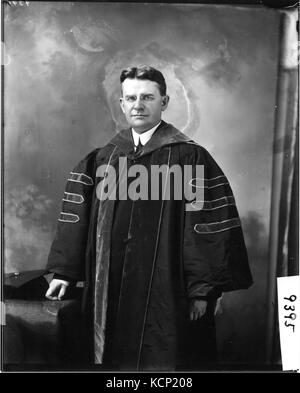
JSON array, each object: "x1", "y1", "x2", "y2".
[
  {"x1": 46, "y1": 149, "x2": 100, "y2": 281},
  {"x1": 182, "y1": 144, "x2": 253, "y2": 299}
]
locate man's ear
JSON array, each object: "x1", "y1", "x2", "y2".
[
  {"x1": 119, "y1": 97, "x2": 125, "y2": 114},
  {"x1": 161, "y1": 95, "x2": 170, "y2": 111}
]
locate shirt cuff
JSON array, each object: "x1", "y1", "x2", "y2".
[{"x1": 53, "y1": 273, "x2": 76, "y2": 286}]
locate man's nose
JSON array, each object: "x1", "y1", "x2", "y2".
[{"x1": 133, "y1": 97, "x2": 144, "y2": 110}]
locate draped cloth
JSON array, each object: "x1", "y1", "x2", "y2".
[{"x1": 47, "y1": 121, "x2": 253, "y2": 370}]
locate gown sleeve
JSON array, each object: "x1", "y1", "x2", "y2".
[
  {"x1": 46, "y1": 149, "x2": 100, "y2": 281},
  {"x1": 182, "y1": 144, "x2": 253, "y2": 299}
]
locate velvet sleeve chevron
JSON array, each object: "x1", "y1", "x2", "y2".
[
  {"x1": 46, "y1": 149, "x2": 100, "y2": 281},
  {"x1": 182, "y1": 144, "x2": 253, "y2": 299}
]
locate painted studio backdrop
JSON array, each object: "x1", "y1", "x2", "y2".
[{"x1": 4, "y1": 2, "x2": 283, "y2": 366}]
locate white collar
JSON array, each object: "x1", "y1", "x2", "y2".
[{"x1": 132, "y1": 121, "x2": 161, "y2": 147}]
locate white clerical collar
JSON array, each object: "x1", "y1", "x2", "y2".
[{"x1": 132, "y1": 121, "x2": 161, "y2": 147}]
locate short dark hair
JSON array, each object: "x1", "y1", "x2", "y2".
[{"x1": 120, "y1": 65, "x2": 167, "y2": 96}]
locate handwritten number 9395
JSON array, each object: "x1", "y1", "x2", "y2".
[{"x1": 283, "y1": 295, "x2": 297, "y2": 333}]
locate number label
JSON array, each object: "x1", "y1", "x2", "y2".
[{"x1": 283, "y1": 295, "x2": 297, "y2": 333}]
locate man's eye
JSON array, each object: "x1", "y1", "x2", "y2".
[
  {"x1": 143, "y1": 96, "x2": 153, "y2": 101},
  {"x1": 126, "y1": 97, "x2": 136, "y2": 102}
]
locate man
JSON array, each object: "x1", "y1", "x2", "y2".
[{"x1": 46, "y1": 65, "x2": 252, "y2": 370}]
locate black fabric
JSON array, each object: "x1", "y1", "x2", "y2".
[
  {"x1": 176, "y1": 300, "x2": 218, "y2": 370},
  {"x1": 46, "y1": 121, "x2": 253, "y2": 370},
  {"x1": 4, "y1": 299, "x2": 84, "y2": 366},
  {"x1": 5, "y1": 270, "x2": 47, "y2": 288},
  {"x1": 47, "y1": 148, "x2": 101, "y2": 281},
  {"x1": 53, "y1": 273, "x2": 77, "y2": 287},
  {"x1": 4, "y1": 276, "x2": 49, "y2": 301},
  {"x1": 103, "y1": 192, "x2": 133, "y2": 366},
  {"x1": 103, "y1": 150, "x2": 220, "y2": 370}
]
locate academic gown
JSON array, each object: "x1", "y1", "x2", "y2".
[{"x1": 47, "y1": 121, "x2": 253, "y2": 370}]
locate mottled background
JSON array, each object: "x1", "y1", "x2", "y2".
[{"x1": 4, "y1": 2, "x2": 280, "y2": 366}]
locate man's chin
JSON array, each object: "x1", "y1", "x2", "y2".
[{"x1": 129, "y1": 119, "x2": 154, "y2": 132}]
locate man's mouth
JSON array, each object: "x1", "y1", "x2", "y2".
[{"x1": 132, "y1": 114, "x2": 148, "y2": 117}]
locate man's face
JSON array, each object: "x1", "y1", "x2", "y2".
[{"x1": 120, "y1": 78, "x2": 169, "y2": 134}]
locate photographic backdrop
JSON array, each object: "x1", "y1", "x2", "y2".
[{"x1": 4, "y1": 2, "x2": 280, "y2": 366}]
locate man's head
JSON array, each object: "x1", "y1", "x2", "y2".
[{"x1": 119, "y1": 65, "x2": 169, "y2": 134}]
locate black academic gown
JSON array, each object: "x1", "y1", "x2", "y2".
[{"x1": 47, "y1": 121, "x2": 253, "y2": 370}]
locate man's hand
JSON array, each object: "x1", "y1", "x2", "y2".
[
  {"x1": 189, "y1": 298, "x2": 208, "y2": 321},
  {"x1": 45, "y1": 278, "x2": 70, "y2": 301}
]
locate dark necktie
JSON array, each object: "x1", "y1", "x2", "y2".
[{"x1": 134, "y1": 138, "x2": 144, "y2": 156}]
